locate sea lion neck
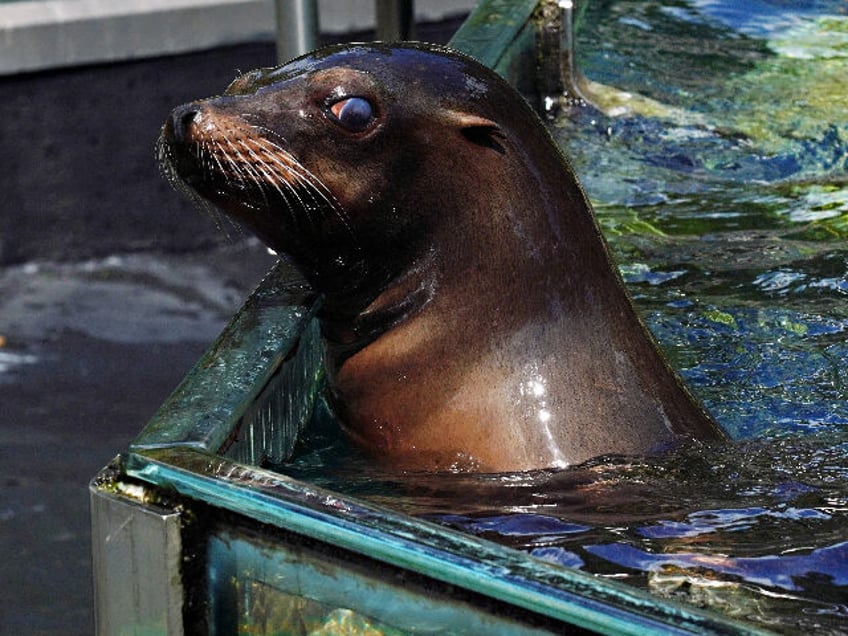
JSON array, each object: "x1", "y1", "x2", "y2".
[{"x1": 318, "y1": 250, "x2": 438, "y2": 371}]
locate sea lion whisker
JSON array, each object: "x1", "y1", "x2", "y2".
[
  {"x1": 219, "y1": 136, "x2": 271, "y2": 193},
  {"x1": 217, "y1": 141, "x2": 255, "y2": 193},
  {"x1": 245, "y1": 137, "x2": 342, "y2": 228},
  {"x1": 199, "y1": 143, "x2": 222, "y2": 184},
  {"x1": 227, "y1": 135, "x2": 295, "y2": 200},
  {"x1": 209, "y1": 139, "x2": 243, "y2": 184},
  {"x1": 247, "y1": 136, "x2": 361, "y2": 243},
  {"x1": 205, "y1": 151, "x2": 256, "y2": 234},
  {"x1": 234, "y1": 137, "x2": 297, "y2": 195},
  {"x1": 234, "y1": 120, "x2": 339, "y2": 223},
  {"x1": 262, "y1": 171, "x2": 312, "y2": 229},
  {"x1": 222, "y1": 138, "x2": 269, "y2": 194},
  {"x1": 229, "y1": 158, "x2": 270, "y2": 209},
  {"x1": 249, "y1": 136, "x2": 338, "y2": 208},
  {"x1": 164, "y1": 142, "x2": 242, "y2": 238},
  {"x1": 233, "y1": 138, "x2": 314, "y2": 228},
  {"x1": 245, "y1": 121, "x2": 292, "y2": 152},
  {"x1": 215, "y1": 138, "x2": 275, "y2": 212}
]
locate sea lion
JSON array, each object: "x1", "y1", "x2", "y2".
[{"x1": 157, "y1": 42, "x2": 727, "y2": 473}]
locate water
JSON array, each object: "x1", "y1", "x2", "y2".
[
  {"x1": 560, "y1": 0, "x2": 848, "y2": 445},
  {"x1": 282, "y1": 2, "x2": 848, "y2": 632}
]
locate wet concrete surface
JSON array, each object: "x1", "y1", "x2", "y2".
[{"x1": 0, "y1": 242, "x2": 276, "y2": 634}]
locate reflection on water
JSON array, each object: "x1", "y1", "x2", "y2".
[
  {"x1": 287, "y1": 431, "x2": 848, "y2": 632},
  {"x1": 284, "y1": 1, "x2": 847, "y2": 632},
  {"x1": 560, "y1": 0, "x2": 848, "y2": 444}
]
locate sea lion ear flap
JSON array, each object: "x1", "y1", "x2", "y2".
[{"x1": 443, "y1": 111, "x2": 507, "y2": 155}]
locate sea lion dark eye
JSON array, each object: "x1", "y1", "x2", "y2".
[{"x1": 329, "y1": 97, "x2": 374, "y2": 132}]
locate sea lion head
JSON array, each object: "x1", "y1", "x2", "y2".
[{"x1": 158, "y1": 43, "x2": 524, "y2": 309}]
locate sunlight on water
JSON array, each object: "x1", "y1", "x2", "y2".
[
  {"x1": 556, "y1": 0, "x2": 848, "y2": 443},
  {"x1": 282, "y1": 1, "x2": 848, "y2": 632}
]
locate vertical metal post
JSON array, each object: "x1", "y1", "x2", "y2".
[
  {"x1": 558, "y1": 1, "x2": 580, "y2": 101},
  {"x1": 376, "y1": 0, "x2": 415, "y2": 41},
  {"x1": 90, "y1": 478, "x2": 184, "y2": 635},
  {"x1": 275, "y1": 0, "x2": 319, "y2": 65},
  {"x1": 537, "y1": 0, "x2": 588, "y2": 116}
]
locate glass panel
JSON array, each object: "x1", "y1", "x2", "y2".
[{"x1": 207, "y1": 527, "x2": 562, "y2": 635}]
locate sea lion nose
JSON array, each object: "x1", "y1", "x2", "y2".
[{"x1": 168, "y1": 104, "x2": 201, "y2": 143}]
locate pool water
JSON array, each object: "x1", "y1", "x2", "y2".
[
  {"x1": 561, "y1": 0, "x2": 848, "y2": 444},
  {"x1": 284, "y1": 1, "x2": 848, "y2": 632}
]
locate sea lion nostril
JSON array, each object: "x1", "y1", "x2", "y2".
[
  {"x1": 180, "y1": 109, "x2": 197, "y2": 128},
  {"x1": 169, "y1": 105, "x2": 201, "y2": 143}
]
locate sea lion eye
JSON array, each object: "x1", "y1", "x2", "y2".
[{"x1": 329, "y1": 97, "x2": 374, "y2": 132}]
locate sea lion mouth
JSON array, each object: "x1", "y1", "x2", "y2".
[{"x1": 157, "y1": 104, "x2": 343, "y2": 244}]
